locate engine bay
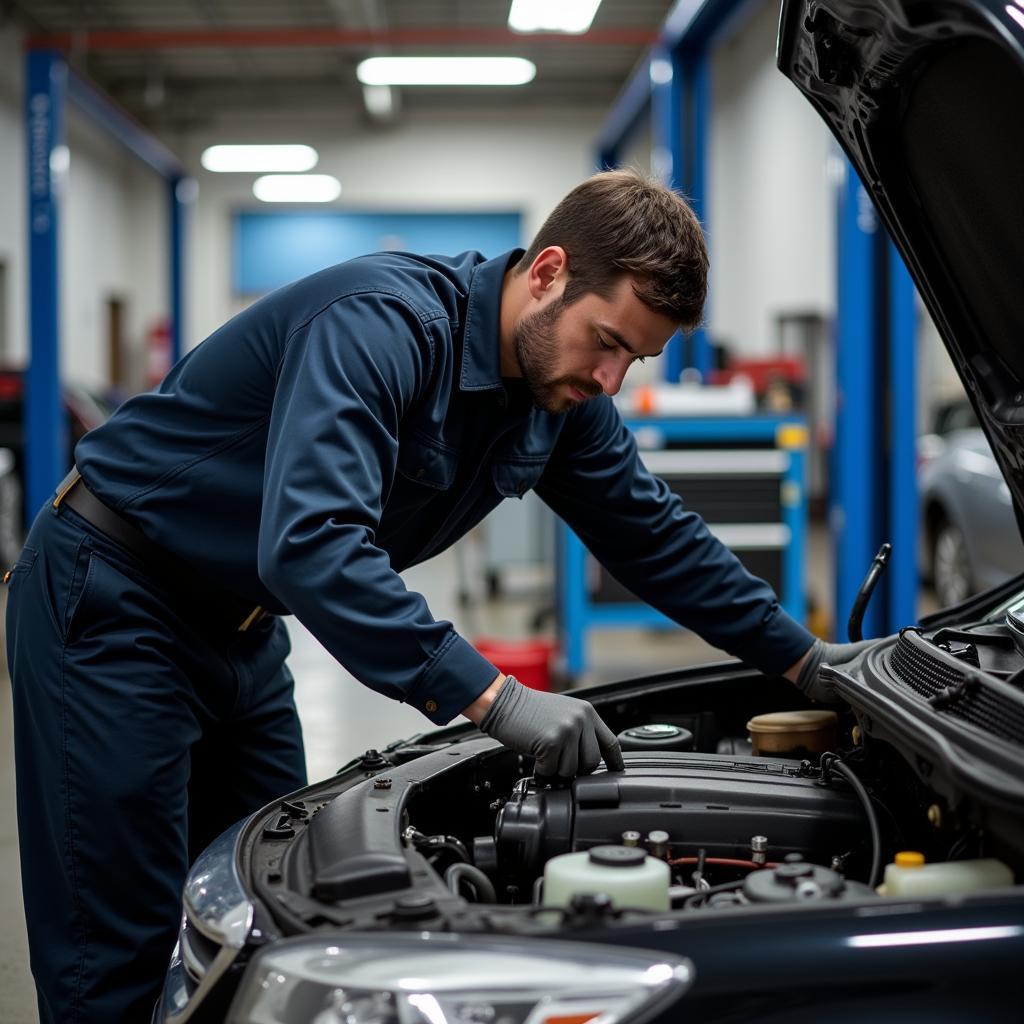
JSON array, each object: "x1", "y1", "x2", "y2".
[{"x1": 242, "y1": 609, "x2": 1024, "y2": 940}]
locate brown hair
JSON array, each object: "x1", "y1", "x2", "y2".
[{"x1": 515, "y1": 168, "x2": 708, "y2": 332}]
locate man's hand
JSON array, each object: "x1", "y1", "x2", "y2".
[
  {"x1": 470, "y1": 675, "x2": 624, "y2": 777},
  {"x1": 788, "y1": 637, "x2": 881, "y2": 703}
]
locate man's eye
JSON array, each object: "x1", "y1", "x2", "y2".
[{"x1": 597, "y1": 335, "x2": 614, "y2": 352}]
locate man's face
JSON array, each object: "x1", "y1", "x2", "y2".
[{"x1": 512, "y1": 275, "x2": 677, "y2": 414}]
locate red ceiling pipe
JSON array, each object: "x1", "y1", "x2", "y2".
[{"x1": 26, "y1": 26, "x2": 657, "y2": 51}]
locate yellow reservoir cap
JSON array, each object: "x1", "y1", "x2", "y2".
[{"x1": 894, "y1": 851, "x2": 925, "y2": 868}]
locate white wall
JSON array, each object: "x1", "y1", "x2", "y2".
[
  {"x1": 63, "y1": 113, "x2": 168, "y2": 391},
  {"x1": 707, "y1": 0, "x2": 835, "y2": 355},
  {"x1": 0, "y1": 26, "x2": 26, "y2": 364},
  {"x1": 182, "y1": 108, "x2": 603, "y2": 344}
]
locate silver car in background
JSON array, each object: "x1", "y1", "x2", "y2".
[{"x1": 920, "y1": 400, "x2": 1024, "y2": 605}]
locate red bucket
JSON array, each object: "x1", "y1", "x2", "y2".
[{"x1": 474, "y1": 637, "x2": 556, "y2": 692}]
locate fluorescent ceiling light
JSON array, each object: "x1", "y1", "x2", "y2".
[
  {"x1": 508, "y1": 0, "x2": 602, "y2": 34},
  {"x1": 253, "y1": 174, "x2": 341, "y2": 203},
  {"x1": 356, "y1": 57, "x2": 536, "y2": 86},
  {"x1": 201, "y1": 144, "x2": 318, "y2": 173}
]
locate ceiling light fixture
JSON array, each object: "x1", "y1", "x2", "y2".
[
  {"x1": 252, "y1": 174, "x2": 341, "y2": 203},
  {"x1": 356, "y1": 57, "x2": 536, "y2": 86},
  {"x1": 508, "y1": 0, "x2": 603, "y2": 34},
  {"x1": 201, "y1": 145, "x2": 318, "y2": 173}
]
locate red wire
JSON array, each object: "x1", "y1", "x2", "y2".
[{"x1": 667, "y1": 857, "x2": 779, "y2": 870}]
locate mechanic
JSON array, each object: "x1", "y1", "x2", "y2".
[{"x1": 6, "y1": 169, "x2": 873, "y2": 1023}]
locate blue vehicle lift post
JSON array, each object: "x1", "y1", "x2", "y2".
[
  {"x1": 23, "y1": 46, "x2": 189, "y2": 519},
  {"x1": 25, "y1": 50, "x2": 66, "y2": 523},
  {"x1": 834, "y1": 162, "x2": 918, "y2": 638}
]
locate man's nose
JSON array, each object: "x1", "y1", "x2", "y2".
[{"x1": 593, "y1": 358, "x2": 629, "y2": 397}]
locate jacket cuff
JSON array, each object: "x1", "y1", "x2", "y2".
[
  {"x1": 405, "y1": 630, "x2": 500, "y2": 725},
  {"x1": 742, "y1": 606, "x2": 817, "y2": 675}
]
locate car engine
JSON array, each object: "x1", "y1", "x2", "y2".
[
  {"x1": 491, "y1": 751, "x2": 869, "y2": 892},
  {"x1": 233, "y1": 609, "x2": 1024, "y2": 944}
]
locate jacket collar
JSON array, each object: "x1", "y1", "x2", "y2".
[{"x1": 460, "y1": 248, "x2": 524, "y2": 392}]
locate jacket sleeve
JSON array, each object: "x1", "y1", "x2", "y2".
[
  {"x1": 258, "y1": 292, "x2": 498, "y2": 724},
  {"x1": 534, "y1": 396, "x2": 815, "y2": 674}
]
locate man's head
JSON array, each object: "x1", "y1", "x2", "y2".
[{"x1": 504, "y1": 169, "x2": 708, "y2": 413}]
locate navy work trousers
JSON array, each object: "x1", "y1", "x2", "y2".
[{"x1": 6, "y1": 499, "x2": 307, "y2": 1023}]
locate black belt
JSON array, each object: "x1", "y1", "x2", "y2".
[{"x1": 54, "y1": 468, "x2": 269, "y2": 632}]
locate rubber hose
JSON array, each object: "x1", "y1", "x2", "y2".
[
  {"x1": 445, "y1": 862, "x2": 497, "y2": 903},
  {"x1": 832, "y1": 758, "x2": 882, "y2": 889}
]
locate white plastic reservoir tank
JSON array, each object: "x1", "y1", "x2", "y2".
[
  {"x1": 878, "y1": 852, "x2": 1014, "y2": 897},
  {"x1": 543, "y1": 845, "x2": 671, "y2": 912}
]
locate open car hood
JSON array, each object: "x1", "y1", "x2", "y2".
[{"x1": 778, "y1": 0, "x2": 1024, "y2": 519}]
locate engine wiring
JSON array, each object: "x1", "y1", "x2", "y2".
[{"x1": 404, "y1": 827, "x2": 472, "y2": 866}]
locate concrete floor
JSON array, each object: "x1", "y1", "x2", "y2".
[{"x1": 0, "y1": 526, "x2": 935, "y2": 1021}]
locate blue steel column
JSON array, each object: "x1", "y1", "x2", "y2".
[
  {"x1": 833, "y1": 158, "x2": 883, "y2": 640},
  {"x1": 778, "y1": 425, "x2": 808, "y2": 625},
  {"x1": 651, "y1": 46, "x2": 684, "y2": 382},
  {"x1": 680, "y1": 52, "x2": 712, "y2": 382},
  {"x1": 25, "y1": 50, "x2": 67, "y2": 518},
  {"x1": 561, "y1": 526, "x2": 588, "y2": 676},
  {"x1": 169, "y1": 178, "x2": 186, "y2": 365},
  {"x1": 651, "y1": 46, "x2": 687, "y2": 383},
  {"x1": 887, "y1": 244, "x2": 918, "y2": 626}
]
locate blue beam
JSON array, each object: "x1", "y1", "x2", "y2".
[
  {"x1": 834, "y1": 158, "x2": 883, "y2": 640},
  {"x1": 169, "y1": 180, "x2": 187, "y2": 365},
  {"x1": 651, "y1": 46, "x2": 681, "y2": 189},
  {"x1": 594, "y1": 57, "x2": 654, "y2": 164},
  {"x1": 66, "y1": 68, "x2": 185, "y2": 180},
  {"x1": 663, "y1": 0, "x2": 714, "y2": 39},
  {"x1": 780, "y1": 435, "x2": 808, "y2": 625},
  {"x1": 685, "y1": 52, "x2": 713, "y2": 381},
  {"x1": 595, "y1": 0, "x2": 758, "y2": 161},
  {"x1": 888, "y1": 243, "x2": 918, "y2": 626},
  {"x1": 25, "y1": 50, "x2": 67, "y2": 518},
  {"x1": 652, "y1": 45, "x2": 687, "y2": 383},
  {"x1": 560, "y1": 524, "x2": 588, "y2": 675}
]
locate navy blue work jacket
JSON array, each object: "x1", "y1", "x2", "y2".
[{"x1": 76, "y1": 249, "x2": 814, "y2": 724}]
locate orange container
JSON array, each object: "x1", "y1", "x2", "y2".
[{"x1": 474, "y1": 637, "x2": 555, "y2": 691}]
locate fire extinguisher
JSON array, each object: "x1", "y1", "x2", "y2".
[{"x1": 146, "y1": 317, "x2": 172, "y2": 388}]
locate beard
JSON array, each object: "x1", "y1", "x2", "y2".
[{"x1": 512, "y1": 298, "x2": 602, "y2": 414}]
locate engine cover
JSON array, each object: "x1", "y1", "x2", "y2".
[{"x1": 495, "y1": 752, "x2": 865, "y2": 881}]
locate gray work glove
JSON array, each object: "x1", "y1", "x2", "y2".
[
  {"x1": 480, "y1": 675, "x2": 625, "y2": 777},
  {"x1": 795, "y1": 637, "x2": 881, "y2": 703}
]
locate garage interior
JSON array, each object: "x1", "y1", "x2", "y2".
[{"x1": 0, "y1": 1, "x2": 1013, "y2": 1021}]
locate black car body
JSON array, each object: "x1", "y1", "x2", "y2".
[{"x1": 158, "y1": 1, "x2": 1024, "y2": 1020}]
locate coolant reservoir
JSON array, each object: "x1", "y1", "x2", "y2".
[
  {"x1": 543, "y1": 845, "x2": 670, "y2": 912},
  {"x1": 878, "y1": 851, "x2": 1014, "y2": 897}
]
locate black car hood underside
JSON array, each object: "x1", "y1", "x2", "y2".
[{"x1": 777, "y1": 0, "x2": 1024, "y2": 520}]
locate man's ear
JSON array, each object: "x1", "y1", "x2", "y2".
[{"x1": 526, "y1": 246, "x2": 567, "y2": 301}]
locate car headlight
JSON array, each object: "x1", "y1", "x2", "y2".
[
  {"x1": 227, "y1": 933, "x2": 691, "y2": 1024},
  {"x1": 158, "y1": 817, "x2": 256, "y2": 1021},
  {"x1": 182, "y1": 817, "x2": 254, "y2": 949}
]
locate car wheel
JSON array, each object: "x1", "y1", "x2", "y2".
[{"x1": 933, "y1": 519, "x2": 972, "y2": 607}]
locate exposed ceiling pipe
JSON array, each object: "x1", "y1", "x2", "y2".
[{"x1": 25, "y1": 26, "x2": 657, "y2": 51}]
